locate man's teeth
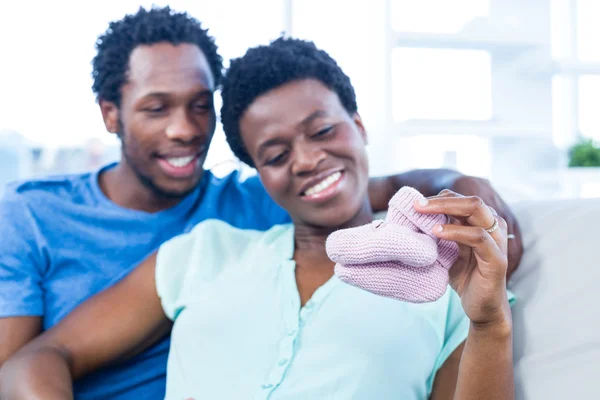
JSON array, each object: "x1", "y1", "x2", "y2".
[
  {"x1": 304, "y1": 172, "x2": 342, "y2": 196},
  {"x1": 166, "y1": 155, "x2": 195, "y2": 168}
]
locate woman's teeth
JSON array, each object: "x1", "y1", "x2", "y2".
[
  {"x1": 166, "y1": 155, "x2": 195, "y2": 168},
  {"x1": 304, "y1": 171, "x2": 342, "y2": 196}
]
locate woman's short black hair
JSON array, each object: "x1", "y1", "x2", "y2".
[
  {"x1": 92, "y1": 6, "x2": 223, "y2": 106},
  {"x1": 220, "y1": 37, "x2": 358, "y2": 167}
]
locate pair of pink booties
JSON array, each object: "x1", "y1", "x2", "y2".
[{"x1": 325, "y1": 187, "x2": 459, "y2": 303}]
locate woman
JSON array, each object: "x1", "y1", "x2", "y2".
[{"x1": 0, "y1": 38, "x2": 513, "y2": 400}]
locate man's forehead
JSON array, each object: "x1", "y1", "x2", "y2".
[{"x1": 127, "y1": 42, "x2": 214, "y2": 90}]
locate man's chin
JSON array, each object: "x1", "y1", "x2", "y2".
[
  {"x1": 147, "y1": 174, "x2": 203, "y2": 199},
  {"x1": 155, "y1": 182, "x2": 199, "y2": 199}
]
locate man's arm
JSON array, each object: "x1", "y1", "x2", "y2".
[
  {"x1": 368, "y1": 169, "x2": 463, "y2": 208},
  {"x1": 0, "y1": 191, "x2": 46, "y2": 367},
  {"x1": 368, "y1": 169, "x2": 523, "y2": 277},
  {"x1": 0, "y1": 317, "x2": 42, "y2": 366},
  {"x1": 0, "y1": 253, "x2": 169, "y2": 400}
]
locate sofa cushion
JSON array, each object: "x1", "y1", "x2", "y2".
[{"x1": 509, "y1": 198, "x2": 600, "y2": 399}]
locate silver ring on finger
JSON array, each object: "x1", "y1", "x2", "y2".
[{"x1": 485, "y1": 218, "x2": 500, "y2": 234}]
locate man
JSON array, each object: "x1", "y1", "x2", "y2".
[{"x1": 0, "y1": 6, "x2": 522, "y2": 400}]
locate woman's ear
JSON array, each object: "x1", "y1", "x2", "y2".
[{"x1": 353, "y1": 113, "x2": 368, "y2": 144}]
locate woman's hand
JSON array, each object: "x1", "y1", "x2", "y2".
[
  {"x1": 414, "y1": 189, "x2": 511, "y2": 327},
  {"x1": 449, "y1": 175, "x2": 522, "y2": 279}
]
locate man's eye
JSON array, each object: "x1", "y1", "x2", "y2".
[
  {"x1": 194, "y1": 103, "x2": 213, "y2": 112},
  {"x1": 145, "y1": 105, "x2": 165, "y2": 113},
  {"x1": 313, "y1": 126, "x2": 333, "y2": 138}
]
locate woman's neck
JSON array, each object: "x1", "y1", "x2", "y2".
[
  {"x1": 293, "y1": 196, "x2": 374, "y2": 259},
  {"x1": 291, "y1": 197, "x2": 374, "y2": 306}
]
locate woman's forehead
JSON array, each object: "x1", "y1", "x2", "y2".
[{"x1": 243, "y1": 80, "x2": 342, "y2": 128}]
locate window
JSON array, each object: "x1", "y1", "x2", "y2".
[
  {"x1": 1, "y1": 1, "x2": 598, "y2": 198},
  {"x1": 552, "y1": 75, "x2": 571, "y2": 147},
  {"x1": 390, "y1": 0, "x2": 490, "y2": 33},
  {"x1": 576, "y1": 0, "x2": 600, "y2": 62},
  {"x1": 578, "y1": 75, "x2": 600, "y2": 141},
  {"x1": 391, "y1": 48, "x2": 492, "y2": 122},
  {"x1": 551, "y1": 0, "x2": 600, "y2": 144},
  {"x1": 399, "y1": 134, "x2": 491, "y2": 177},
  {"x1": 388, "y1": 1, "x2": 494, "y2": 181},
  {"x1": 550, "y1": 0, "x2": 573, "y2": 59}
]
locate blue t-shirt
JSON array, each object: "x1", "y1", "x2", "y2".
[{"x1": 0, "y1": 163, "x2": 290, "y2": 400}]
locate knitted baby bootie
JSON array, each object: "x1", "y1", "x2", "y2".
[{"x1": 325, "y1": 187, "x2": 459, "y2": 303}]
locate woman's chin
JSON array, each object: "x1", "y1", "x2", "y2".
[{"x1": 299, "y1": 206, "x2": 369, "y2": 230}]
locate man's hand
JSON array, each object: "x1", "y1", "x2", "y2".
[{"x1": 368, "y1": 169, "x2": 523, "y2": 278}]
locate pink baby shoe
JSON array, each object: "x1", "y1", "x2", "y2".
[{"x1": 326, "y1": 187, "x2": 459, "y2": 303}]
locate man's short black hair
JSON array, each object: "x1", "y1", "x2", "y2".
[
  {"x1": 92, "y1": 6, "x2": 223, "y2": 106},
  {"x1": 220, "y1": 37, "x2": 358, "y2": 167}
]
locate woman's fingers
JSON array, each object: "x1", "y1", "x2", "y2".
[
  {"x1": 416, "y1": 189, "x2": 509, "y2": 254},
  {"x1": 433, "y1": 223, "x2": 508, "y2": 276},
  {"x1": 423, "y1": 190, "x2": 497, "y2": 225},
  {"x1": 416, "y1": 195, "x2": 494, "y2": 227},
  {"x1": 415, "y1": 191, "x2": 510, "y2": 247}
]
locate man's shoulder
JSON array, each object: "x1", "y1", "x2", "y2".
[
  {"x1": 199, "y1": 168, "x2": 289, "y2": 229},
  {"x1": 6, "y1": 171, "x2": 93, "y2": 196},
  {"x1": 204, "y1": 168, "x2": 260, "y2": 191},
  {"x1": 203, "y1": 168, "x2": 273, "y2": 206},
  {"x1": 1, "y1": 171, "x2": 97, "y2": 214},
  {"x1": 0, "y1": 172, "x2": 97, "y2": 250}
]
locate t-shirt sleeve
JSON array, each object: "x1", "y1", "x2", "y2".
[
  {"x1": 156, "y1": 220, "x2": 256, "y2": 320},
  {"x1": 426, "y1": 288, "x2": 470, "y2": 394},
  {"x1": 155, "y1": 226, "x2": 198, "y2": 321},
  {"x1": 237, "y1": 175, "x2": 291, "y2": 228},
  {"x1": 0, "y1": 191, "x2": 47, "y2": 317}
]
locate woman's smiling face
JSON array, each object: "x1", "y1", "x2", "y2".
[{"x1": 239, "y1": 79, "x2": 370, "y2": 228}]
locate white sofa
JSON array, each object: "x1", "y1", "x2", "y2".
[{"x1": 509, "y1": 197, "x2": 599, "y2": 399}]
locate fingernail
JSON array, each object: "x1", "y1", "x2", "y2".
[
  {"x1": 434, "y1": 224, "x2": 443, "y2": 233},
  {"x1": 418, "y1": 198, "x2": 428, "y2": 206}
]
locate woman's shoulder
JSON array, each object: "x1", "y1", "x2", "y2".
[
  {"x1": 158, "y1": 219, "x2": 294, "y2": 277},
  {"x1": 155, "y1": 220, "x2": 294, "y2": 320},
  {"x1": 182, "y1": 219, "x2": 293, "y2": 248}
]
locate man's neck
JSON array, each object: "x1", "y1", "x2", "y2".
[{"x1": 98, "y1": 163, "x2": 184, "y2": 213}]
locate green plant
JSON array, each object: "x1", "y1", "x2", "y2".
[{"x1": 568, "y1": 139, "x2": 600, "y2": 167}]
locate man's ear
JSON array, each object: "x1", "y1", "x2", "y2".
[
  {"x1": 100, "y1": 100, "x2": 120, "y2": 135},
  {"x1": 353, "y1": 112, "x2": 368, "y2": 144}
]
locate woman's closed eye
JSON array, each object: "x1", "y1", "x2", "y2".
[{"x1": 265, "y1": 150, "x2": 289, "y2": 166}]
